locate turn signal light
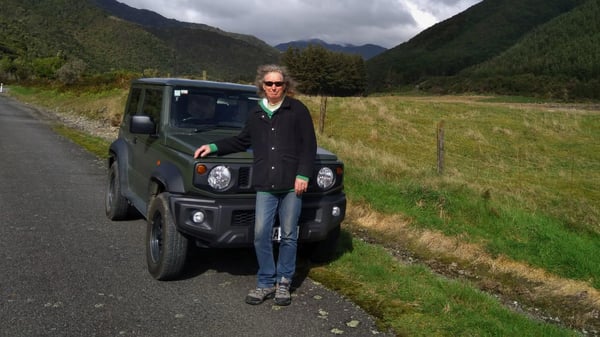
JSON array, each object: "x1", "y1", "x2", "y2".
[{"x1": 196, "y1": 164, "x2": 207, "y2": 175}]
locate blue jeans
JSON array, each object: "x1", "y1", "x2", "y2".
[{"x1": 254, "y1": 191, "x2": 302, "y2": 288}]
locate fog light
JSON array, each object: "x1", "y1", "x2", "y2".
[
  {"x1": 332, "y1": 206, "x2": 341, "y2": 217},
  {"x1": 192, "y1": 211, "x2": 206, "y2": 224}
]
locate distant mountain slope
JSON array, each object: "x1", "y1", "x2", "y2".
[
  {"x1": 0, "y1": 0, "x2": 170, "y2": 72},
  {"x1": 0, "y1": 0, "x2": 280, "y2": 81},
  {"x1": 465, "y1": 0, "x2": 599, "y2": 80},
  {"x1": 90, "y1": 0, "x2": 271, "y2": 50},
  {"x1": 432, "y1": 0, "x2": 600, "y2": 99},
  {"x1": 275, "y1": 39, "x2": 387, "y2": 60},
  {"x1": 366, "y1": 0, "x2": 587, "y2": 91},
  {"x1": 90, "y1": 0, "x2": 282, "y2": 80},
  {"x1": 92, "y1": 0, "x2": 194, "y2": 29}
]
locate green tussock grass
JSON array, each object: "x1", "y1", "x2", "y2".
[{"x1": 303, "y1": 95, "x2": 600, "y2": 289}]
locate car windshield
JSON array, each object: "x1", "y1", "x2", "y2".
[{"x1": 170, "y1": 87, "x2": 260, "y2": 130}]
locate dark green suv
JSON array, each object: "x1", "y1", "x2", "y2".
[{"x1": 105, "y1": 78, "x2": 346, "y2": 280}]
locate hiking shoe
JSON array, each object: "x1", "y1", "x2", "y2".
[
  {"x1": 274, "y1": 277, "x2": 292, "y2": 306},
  {"x1": 245, "y1": 286, "x2": 276, "y2": 305}
]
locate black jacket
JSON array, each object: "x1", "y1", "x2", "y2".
[{"x1": 213, "y1": 96, "x2": 317, "y2": 192}]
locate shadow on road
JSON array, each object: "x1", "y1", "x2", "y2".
[
  {"x1": 183, "y1": 247, "x2": 258, "y2": 279},
  {"x1": 179, "y1": 229, "x2": 355, "y2": 290}
]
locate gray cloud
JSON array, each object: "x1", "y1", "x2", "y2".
[{"x1": 119, "y1": 0, "x2": 482, "y2": 48}]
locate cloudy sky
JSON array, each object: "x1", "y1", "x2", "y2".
[{"x1": 118, "y1": 0, "x2": 482, "y2": 48}]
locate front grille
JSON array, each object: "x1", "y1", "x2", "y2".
[
  {"x1": 237, "y1": 167, "x2": 251, "y2": 188},
  {"x1": 232, "y1": 210, "x2": 255, "y2": 226}
]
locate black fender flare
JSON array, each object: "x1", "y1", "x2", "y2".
[
  {"x1": 149, "y1": 161, "x2": 185, "y2": 196},
  {"x1": 108, "y1": 138, "x2": 131, "y2": 194}
]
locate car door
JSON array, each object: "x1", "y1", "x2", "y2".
[{"x1": 127, "y1": 86, "x2": 165, "y2": 213}]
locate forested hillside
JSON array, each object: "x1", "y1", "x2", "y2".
[
  {"x1": 1, "y1": 0, "x2": 599, "y2": 99},
  {"x1": 366, "y1": 0, "x2": 589, "y2": 96},
  {"x1": 442, "y1": 0, "x2": 600, "y2": 99},
  {"x1": 0, "y1": 0, "x2": 279, "y2": 82}
]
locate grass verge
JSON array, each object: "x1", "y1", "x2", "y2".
[
  {"x1": 310, "y1": 233, "x2": 578, "y2": 336},
  {"x1": 51, "y1": 124, "x2": 110, "y2": 159}
]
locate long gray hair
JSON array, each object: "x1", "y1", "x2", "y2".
[{"x1": 254, "y1": 64, "x2": 297, "y2": 98}]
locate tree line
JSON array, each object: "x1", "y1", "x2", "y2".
[
  {"x1": 1, "y1": 43, "x2": 368, "y2": 98},
  {"x1": 281, "y1": 45, "x2": 367, "y2": 97}
]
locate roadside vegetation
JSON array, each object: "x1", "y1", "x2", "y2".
[{"x1": 6, "y1": 85, "x2": 599, "y2": 336}]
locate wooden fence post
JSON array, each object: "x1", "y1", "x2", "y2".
[
  {"x1": 437, "y1": 120, "x2": 445, "y2": 174},
  {"x1": 319, "y1": 96, "x2": 327, "y2": 134}
]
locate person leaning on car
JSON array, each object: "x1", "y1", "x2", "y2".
[{"x1": 194, "y1": 64, "x2": 317, "y2": 306}]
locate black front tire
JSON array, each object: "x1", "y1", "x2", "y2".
[
  {"x1": 146, "y1": 192, "x2": 189, "y2": 280},
  {"x1": 105, "y1": 160, "x2": 133, "y2": 220}
]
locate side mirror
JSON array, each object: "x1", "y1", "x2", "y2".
[{"x1": 130, "y1": 115, "x2": 156, "y2": 134}]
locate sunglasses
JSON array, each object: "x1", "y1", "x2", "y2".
[{"x1": 263, "y1": 81, "x2": 285, "y2": 87}]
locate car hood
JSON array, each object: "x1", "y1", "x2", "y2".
[{"x1": 166, "y1": 130, "x2": 340, "y2": 161}]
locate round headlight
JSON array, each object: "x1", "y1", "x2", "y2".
[
  {"x1": 208, "y1": 165, "x2": 232, "y2": 191},
  {"x1": 316, "y1": 167, "x2": 335, "y2": 189}
]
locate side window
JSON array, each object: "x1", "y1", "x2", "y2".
[
  {"x1": 126, "y1": 87, "x2": 142, "y2": 116},
  {"x1": 141, "y1": 88, "x2": 163, "y2": 123}
]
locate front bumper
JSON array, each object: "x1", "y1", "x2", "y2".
[{"x1": 169, "y1": 192, "x2": 346, "y2": 248}]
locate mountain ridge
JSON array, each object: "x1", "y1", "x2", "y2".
[
  {"x1": 365, "y1": 0, "x2": 589, "y2": 92},
  {"x1": 0, "y1": 0, "x2": 281, "y2": 82},
  {"x1": 274, "y1": 39, "x2": 387, "y2": 60},
  {"x1": 91, "y1": 0, "x2": 271, "y2": 49}
]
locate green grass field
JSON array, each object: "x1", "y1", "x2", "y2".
[
  {"x1": 301, "y1": 94, "x2": 599, "y2": 335},
  {"x1": 302, "y1": 95, "x2": 599, "y2": 282},
  {"x1": 8, "y1": 86, "x2": 599, "y2": 336}
]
